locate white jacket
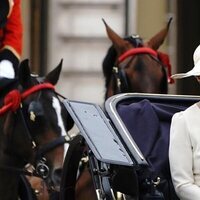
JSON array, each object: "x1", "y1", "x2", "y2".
[{"x1": 169, "y1": 103, "x2": 200, "y2": 200}]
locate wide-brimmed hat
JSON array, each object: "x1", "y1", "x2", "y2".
[{"x1": 171, "y1": 44, "x2": 200, "y2": 79}]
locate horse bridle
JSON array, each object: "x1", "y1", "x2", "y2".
[
  {"x1": 112, "y1": 57, "x2": 133, "y2": 94},
  {"x1": 110, "y1": 33, "x2": 174, "y2": 95},
  {"x1": 112, "y1": 47, "x2": 159, "y2": 94},
  {"x1": 111, "y1": 35, "x2": 143, "y2": 94},
  {"x1": 0, "y1": 82, "x2": 71, "y2": 190}
]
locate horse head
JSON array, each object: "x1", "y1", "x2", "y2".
[
  {"x1": 0, "y1": 59, "x2": 74, "y2": 198},
  {"x1": 102, "y1": 18, "x2": 173, "y2": 100}
]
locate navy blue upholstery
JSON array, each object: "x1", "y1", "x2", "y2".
[
  {"x1": 117, "y1": 99, "x2": 186, "y2": 179},
  {"x1": 116, "y1": 99, "x2": 191, "y2": 199}
]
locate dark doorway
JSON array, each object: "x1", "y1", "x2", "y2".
[
  {"x1": 176, "y1": 1, "x2": 200, "y2": 95},
  {"x1": 30, "y1": 0, "x2": 48, "y2": 75}
]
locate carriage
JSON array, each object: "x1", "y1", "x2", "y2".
[
  {"x1": 59, "y1": 93, "x2": 200, "y2": 200},
  {"x1": 0, "y1": 17, "x2": 194, "y2": 199},
  {"x1": 1, "y1": 61, "x2": 200, "y2": 200},
  {"x1": 8, "y1": 91, "x2": 199, "y2": 200}
]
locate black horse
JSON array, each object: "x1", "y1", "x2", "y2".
[{"x1": 0, "y1": 59, "x2": 73, "y2": 200}]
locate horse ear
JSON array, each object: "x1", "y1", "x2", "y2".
[
  {"x1": 102, "y1": 19, "x2": 132, "y2": 55},
  {"x1": 18, "y1": 59, "x2": 32, "y2": 89},
  {"x1": 45, "y1": 59, "x2": 62, "y2": 85},
  {"x1": 145, "y1": 17, "x2": 172, "y2": 50}
]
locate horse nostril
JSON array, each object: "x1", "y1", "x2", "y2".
[{"x1": 52, "y1": 168, "x2": 62, "y2": 186}]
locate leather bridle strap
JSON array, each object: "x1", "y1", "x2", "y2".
[
  {"x1": 36, "y1": 135, "x2": 70, "y2": 160},
  {"x1": 112, "y1": 55, "x2": 134, "y2": 94},
  {"x1": 112, "y1": 66, "x2": 130, "y2": 94},
  {"x1": 0, "y1": 165, "x2": 39, "y2": 177}
]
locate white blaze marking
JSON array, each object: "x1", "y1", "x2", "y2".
[
  {"x1": 52, "y1": 97, "x2": 67, "y2": 136},
  {"x1": 52, "y1": 97, "x2": 70, "y2": 156}
]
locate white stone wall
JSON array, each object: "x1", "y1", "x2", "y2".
[{"x1": 48, "y1": 0, "x2": 127, "y2": 105}]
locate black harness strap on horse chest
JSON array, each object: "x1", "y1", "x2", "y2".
[{"x1": 36, "y1": 135, "x2": 70, "y2": 160}]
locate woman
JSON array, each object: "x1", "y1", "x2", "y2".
[
  {"x1": 0, "y1": 0, "x2": 23, "y2": 87},
  {"x1": 169, "y1": 44, "x2": 200, "y2": 199}
]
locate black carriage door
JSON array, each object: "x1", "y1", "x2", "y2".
[{"x1": 177, "y1": 1, "x2": 200, "y2": 95}]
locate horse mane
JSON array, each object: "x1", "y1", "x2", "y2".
[{"x1": 102, "y1": 45, "x2": 117, "y2": 88}]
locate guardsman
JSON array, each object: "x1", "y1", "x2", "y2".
[{"x1": 0, "y1": 0, "x2": 23, "y2": 89}]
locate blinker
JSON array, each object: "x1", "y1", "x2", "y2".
[{"x1": 28, "y1": 101, "x2": 44, "y2": 121}]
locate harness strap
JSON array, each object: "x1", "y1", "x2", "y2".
[
  {"x1": 36, "y1": 135, "x2": 70, "y2": 160},
  {"x1": 119, "y1": 68, "x2": 130, "y2": 92},
  {"x1": 0, "y1": 165, "x2": 39, "y2": 177}
]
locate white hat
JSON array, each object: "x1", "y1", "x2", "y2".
[{"x1": 171, "y1": 45, "x2": 200, "y2": 79}]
